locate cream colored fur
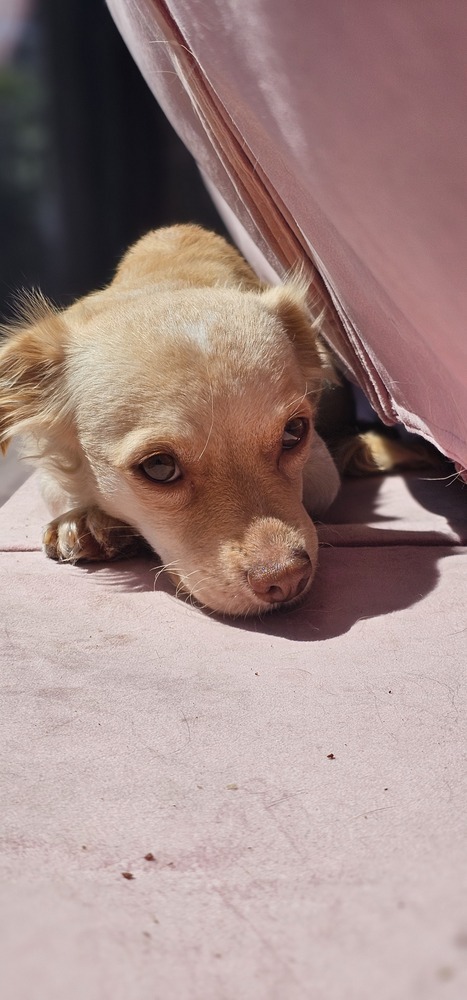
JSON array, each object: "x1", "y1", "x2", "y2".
[{"x1": 0, "y1": 225, "x2": 340, "y2": 616}]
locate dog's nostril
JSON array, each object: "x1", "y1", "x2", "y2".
[{"x1": 247, "y1": 552, "x2": 312, "y2": 605}]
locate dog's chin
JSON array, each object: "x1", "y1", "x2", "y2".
[{"x1": 164, "y1": 571, "x2": 313, "y2": 619}]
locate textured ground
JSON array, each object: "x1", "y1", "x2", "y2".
[{"x1": 1, "y1": 446, "x2": 31, "y2": 506}]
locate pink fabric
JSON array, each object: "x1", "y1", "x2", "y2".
[
  {"x1": 2, "y1": 474, "x2": 467, "y2": 997},
  {"x1": 106, "y1": 0, "x2": 467, "y2": 476}
]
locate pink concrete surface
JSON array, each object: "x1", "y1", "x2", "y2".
[
  {"x1": 1, "y1": 473, "x2": 467, "y2": 999},
  {"x1": 0, "y1": 446, "x2": 31, "y2": 507}
]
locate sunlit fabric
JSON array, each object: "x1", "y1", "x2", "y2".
[{"x1": 108, "y1": 0, "x2": 467, "y2": 477}]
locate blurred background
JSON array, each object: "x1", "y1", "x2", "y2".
[{"x1": 0, "y1": 0, "x2": 224, "y2": 503}]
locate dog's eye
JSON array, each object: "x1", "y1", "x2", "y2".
[
  {"x1": 282, "y1": 417, "x2": 309, "y2": 450},
  {"x1": 140, "y1": 453, "x2": 181, "y2": 483}
]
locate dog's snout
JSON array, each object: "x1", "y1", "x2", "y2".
[{"x1": 247, "y1": 551, "x2": 312, "y2": 605}]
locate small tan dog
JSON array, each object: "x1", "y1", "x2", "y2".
[{"x1": 0, "y1": 225, "x2": 341, "y2": 616}]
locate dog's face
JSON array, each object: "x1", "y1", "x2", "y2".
[{"x1": 0, "y1": 226, "x2": 338, "y2": 616}]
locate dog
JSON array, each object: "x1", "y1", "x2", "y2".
[{"x1": 0, "y1": 224, "x2": 343, "y2": 616}]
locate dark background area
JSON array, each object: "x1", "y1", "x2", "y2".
[{"x1": 0, "y1": 0, "x2": 224, "y2": 323}]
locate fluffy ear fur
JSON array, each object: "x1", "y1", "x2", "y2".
[
  {"x1": 0, "y1": 294, "x2": 69, "y2": 455},
  {"x1": 260, "y1": 279, "x2": 337, "y2": 402}
]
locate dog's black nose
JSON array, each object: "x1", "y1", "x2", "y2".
[{"x1": 247, "y1": 551, "x2": 312, "y2": 605}]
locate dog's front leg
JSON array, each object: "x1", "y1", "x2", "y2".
[{"x1": 42, "y1": 506, "x2": 148, "y2": 563}]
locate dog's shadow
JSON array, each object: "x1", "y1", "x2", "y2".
[{"x1": 80, "y1": 472, "x2": 466, "y2": 642}]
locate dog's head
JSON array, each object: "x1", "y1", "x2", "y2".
[{"x1": 0, "y1": 227, "x2": 338, "y2": 616}]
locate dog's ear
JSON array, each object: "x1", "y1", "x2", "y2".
[
  {"x1": 0, "y1": 294, "x2": 68, "y2": 454},
  {"x1": 260, "y1": 279, "x2": 337, "y2": 396},
  {"x1": 113, "y1": 224, "x2": 262, "y2": 291}
]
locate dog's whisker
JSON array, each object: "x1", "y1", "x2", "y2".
[
  {"x1": 418, "y1": 471, "x2": 464, "y2": 485},
  {"x1": 100, "y1": 522, "x2": 135, "y2": 532},
  {"x1": 174, "y1": 568, "x2": 203, "y2": 594},
  {"x1": 174, "y1": 568, "x2": 208, "y2": 601},
  {"x1": 287, "y1": 387, "x2": 309, "y2": 414},
  {"x1": 196, "y1": 375, "x2": 214, "y2": 461},
  {"x1": 152, "y1": 559, "x2": 185, "y2": 589},
  {"x1": 152, "y1": 567, "x2": 168, "y2": 587}
]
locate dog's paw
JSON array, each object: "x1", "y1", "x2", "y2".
[{"x1": 42, "y1": 506, "x2": 147, "y2": 563}]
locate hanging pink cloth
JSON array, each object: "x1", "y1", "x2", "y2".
[{"x1": 107, "y1": 0, "x2": 467, "y2": 479}]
